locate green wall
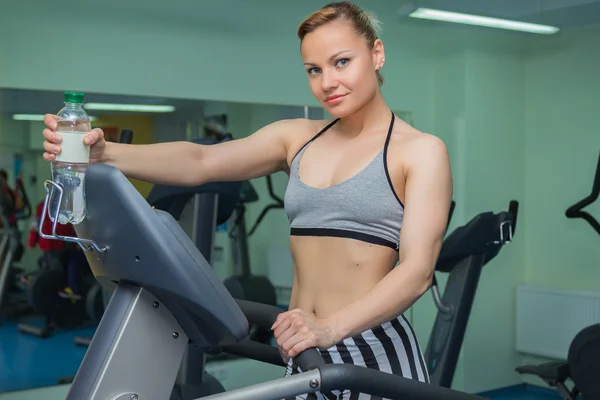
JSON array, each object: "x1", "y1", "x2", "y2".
[
  {"x1": 516, "y1": 27, "x2": 600, "y2": 384},
  {"x1": 524, "y1": 31, "x2": 600, "y2": 290},
  {"x1": 1, "y1": 0, "x2": 598, "y2": 397}
]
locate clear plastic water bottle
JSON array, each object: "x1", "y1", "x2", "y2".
[{"x1": 48, "y1": 92, "x2": 91, "y2": 225}]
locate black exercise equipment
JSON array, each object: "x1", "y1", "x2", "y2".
[
  {"x1": 516, "y1": 323, "x2": 600, "y2": 400},
  {"x1": 18, "y1": 252, "x2": 96, "y2": 338},
  {"x1": 425, "y1": 200, "x2": 519, "y2": 388},
  {"x1": 222, "y1": 179, "x2": 278, "y2": 344},
  {"x1": 0, "y1": 181, "x2": 30, "y2": 326},
  {"x1": 146, "y1": 136, "x2": 243, "y2": 249},
  {"x1": 196, "y1": 125, "x2": 279, "y2": 335},
  {"x1": 247, "y1": 175, "x2": 283, "y2": 237},
  {"x1": 13, "y1": 176, "x2": 32, "y2": 220},
  {"x1": 428, "y1": 199, "x2": 456, "y2": 298},
  {"x1": 40, "y1": 161, "x2": 488, "y2": 400},
  {"x1": 565, "y1": 150, "x2": 600, "y2": 235}
]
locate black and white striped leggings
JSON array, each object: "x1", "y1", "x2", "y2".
[{"x1": 283, "y1": 314, "x2": 429, "y2": 400}]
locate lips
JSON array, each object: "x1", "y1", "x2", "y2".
[
  {"x1": 325, "y1": 94, "x2": 347, "y2": 105},
  {"x1": 326, "y1": 94, "x2": 346, "y2": 101}
]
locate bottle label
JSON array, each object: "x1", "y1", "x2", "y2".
[{"x1": 55, "y1": 131, "x2": 90, "y2": 163}]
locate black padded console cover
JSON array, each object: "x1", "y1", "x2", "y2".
[
  {"x1": 147, "y1": 181, "x2": 242, "y2": 226},
  {"x1": 145, "y1": 137, "x2": 243, "y2": 225},
  {"x1": 435, "y1": 211, "x2": 511, "y2": 273}
]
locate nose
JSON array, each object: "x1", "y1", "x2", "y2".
[{"x1": 320, "y1": 70, "x2": 338, "y2": 92}]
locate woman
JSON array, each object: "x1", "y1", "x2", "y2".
[{"x1": 42, "y1": 1, "x2": 452, "y2": 398}]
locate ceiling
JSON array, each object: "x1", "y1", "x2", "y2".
[
  {"x1": 2, "y1": 0, "x2": 599, "y2": 116},
  {"x1": 398, "y1": 0, "x2": 600, "y2": 30},
  {"x1": 14, "y1": 0, "x2": 600, "y2": 33},
  {"x1": 87, "y1": 0, "x2": 600, "y2": 32}
]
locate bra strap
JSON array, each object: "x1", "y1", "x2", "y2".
[
  {"x1": 382, "y1": 111, "x2": 404, "y2": 208},
  {"x1": 290, "y1": 118, "x2": 340, "y2": 163}
]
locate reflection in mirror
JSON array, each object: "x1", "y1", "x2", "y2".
[
  {"x1": 0, "y1": 88, "x2": 208, "y2": 394},
  {"x1": 0, "y1": 87, "x2": 415, "y2": 395}
]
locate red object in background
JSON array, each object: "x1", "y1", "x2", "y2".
[{"x1": 28, "y1": 201, "x2": 76, "y2": 251}]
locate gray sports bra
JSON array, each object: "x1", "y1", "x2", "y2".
[{"x1": 284, "y1": 111, "x2": 404, "y2": 251}]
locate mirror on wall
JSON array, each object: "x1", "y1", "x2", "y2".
[{"x1": 0, "y1": 87, "x2": 415, "y2": 393}]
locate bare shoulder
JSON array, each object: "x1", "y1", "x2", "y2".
[
  {"x1": 388, "y1": 120, "x2": 449, "y2": 172},
  {"x1": 282, "y1": 118, "x2": 337, "y2": 164}
]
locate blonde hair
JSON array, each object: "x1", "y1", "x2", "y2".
[{"x1": 297, "y1": 1, "x2": 384, "y2": 86}]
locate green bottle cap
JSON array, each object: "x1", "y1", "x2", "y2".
[{"x1": 64, "y1": 91, "x2": 84, "y2": 104}]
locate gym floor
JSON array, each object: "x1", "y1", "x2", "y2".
[
  {"x1": 0, "y1": 317, "x2": 567, "y2": 399},
  {"x1": 0, "y1": 318, "x2": 94, "y2": 393}
]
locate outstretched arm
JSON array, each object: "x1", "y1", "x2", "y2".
[
  {"x1": 43, "y1": 114, "x2": 298, "y2": 187},
  {"x1": 103, "y1": 119, "x2": 295, "y2": 186},
  {"x1": 273, "y1": 134, "x2": 453, "y2": 356}
]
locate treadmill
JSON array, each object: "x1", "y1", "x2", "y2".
[
  {"x1": 425, "y1": 200, "x2": 519, "y2": 387},
  {"x1": 38, "y1": 163, "x2": 490, "y2": 399}
]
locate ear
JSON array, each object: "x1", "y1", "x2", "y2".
[{"x1": 372, "y1": 39, "x2": 385, "y2": 70}]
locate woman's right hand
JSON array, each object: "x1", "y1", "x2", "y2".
[{"x1": 42, "y1": 114, "x2": 107, "y2": 164}]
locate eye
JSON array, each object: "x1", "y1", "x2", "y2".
[
  {"x1": 307, "y1": 67, "x2": 321, "y2": 75},
  {"x1": 335, "y1": 58, "x2": 350, "y2": 68}
]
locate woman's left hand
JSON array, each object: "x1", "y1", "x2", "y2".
[{"x1": 271, "y1": 309, "x2": 339, "y2": 359}]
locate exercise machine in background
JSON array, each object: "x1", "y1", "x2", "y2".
[
  {"x1": 11, "y1": 154, "x2": 33, "y2": 221},
  {"x1": 425, "y1": 200, "x2": 519, "y2": 388},
  {"x1": 0, "y1": 167, "x2": 31, "y2": 326},
  {"x1": 202, "y1": 121, "x2": 281, "y2": 320},
  {"x1": 18, "y1": 217, "x2": 97, "y2": 338},
  {"x1": 515, "y1": 151, "x2": 599, "y2": 400},
  {"x1": 516, "y1": 323, "x2": 600, "y2": 400},
  {"x1": 41, "y1": 161, "x2": 488, "y2": 400},
  {"x1": 0, "y1": 194, "x2": 28, "y2": 324},
  {"x1": 222, "y1": 179, "x2": 278, "y2": 344},
  {"x1": 565, "y1": 149, "x2": 600, "y2": 235}
]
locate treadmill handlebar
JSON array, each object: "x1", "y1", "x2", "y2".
[
  {"x1": 234, "y1": 299, "x2": 325, "y2": 371},
  {"x1": 319, "y1": 364, "x2": 489, "y2": 400},
  {"x1": 234, "y1": 299, "x2": 282, "y2": 329},
  {"x1": 216, "y1": 331, "x2": 489, "y2": 400},
  {"x1": 508, "y1": 200, "x2": 518, "y2": 235},
  {"x1": 220, "y1": 339, "x2": 286, "y2": 367}
]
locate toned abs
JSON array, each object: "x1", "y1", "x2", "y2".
[{"x1": 284, "y1": 117, "x2": 420, "y2": 319}]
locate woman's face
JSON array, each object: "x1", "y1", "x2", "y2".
[{"x1": 300, "y1": 18, "x2": 384, "y2": 118}]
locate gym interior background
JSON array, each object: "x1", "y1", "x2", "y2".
[{"x1": 0, "y1": 0, "x2": 598, "y2": 399}]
